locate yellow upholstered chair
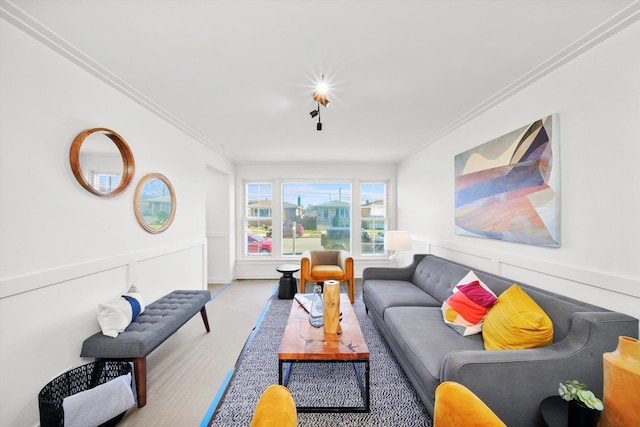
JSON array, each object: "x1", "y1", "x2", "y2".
[
  {"x1": 300, "y1": 250, "x2": 355, "y2": 303},
  {"x1": 434, "y1": 381, "x2": 506, "y2": 427},
  {"x1": 250, "y1": 385, "x2": 297, "y2": 427}
]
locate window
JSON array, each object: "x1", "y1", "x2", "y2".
[
  {"x1": 89, "y1": 171, "x2": 121, "y2": 194},
  {"x1": 282, "y1": 183, "x2": 351, "y2": 255},
  {"x1": 360, "y1": 183, "x2": 387, "y2": 255},
  {"x1": 246, "y1": 183, "x2": 272, "y2": 256},
  {"x1": 243, "y1": 181, "x2": 389, "y2": 258}
]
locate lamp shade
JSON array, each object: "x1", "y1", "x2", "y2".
[{"x1": 384, "y1": 231, "x2": 412, "y2": 251}]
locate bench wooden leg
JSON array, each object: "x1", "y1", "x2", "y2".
[
  {"x1": 133, "y1": 357, "x2": 147, "y2": 408},
  {"x1": 200, "y1": 306, "x2": 211, "y2": 333}
]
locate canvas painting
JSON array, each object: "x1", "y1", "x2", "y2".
[{"x1": 454, "y1": 115, "x2": 559, "y2": 247}]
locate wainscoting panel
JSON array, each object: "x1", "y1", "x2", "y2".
[
  {"x1": 428, "y1": 244, "x2": 497, "y2": 273},
  {"x1": 414, "y1": 238, "x2": 640, "y2": 322},
  {"x1": 135, "y1": 243, "x2": 207, "y2": 301},
  {"x1": 0, "y1": 238, "x2": 207, "y2": 299},
  {"x1": 207, "y1": 232, "x2": 232, "y2": 284}
]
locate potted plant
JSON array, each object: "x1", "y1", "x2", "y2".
[{"x1": 558, "y1": 380, "x2": 603, "y2": 427}]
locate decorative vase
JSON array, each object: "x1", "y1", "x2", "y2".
[
  {"x1": 568, "y1": 400, "x2": 600, "y2": 427},
  {"x1": 308, "y1": 284, "x2": 324, "y2": 328},
  {"x1": 322, "y1": 280, "x2": 340, "y2": 334},
  {"x1": 598, "y1": 336, "x2": 640, "y2": 427}
]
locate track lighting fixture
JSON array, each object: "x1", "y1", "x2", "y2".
[
  {"x1": 313, "y1": 92, "x2": 330, "y2": 108},
  {"x1": 309, "y1": 74, "x2": 330, "y2": 131},
  {"x1": 310, "y1": 102, "x2": 322, "y2": 131}
]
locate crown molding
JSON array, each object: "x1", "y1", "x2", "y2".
[
  {"x1": 0, "y1": 0, "x2": 230, "y2": 161},
  {"x1": 409, "y1": 0, "x2": 640, "y2": 159}
]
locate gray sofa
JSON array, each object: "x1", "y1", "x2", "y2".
[{"x1": 362, "y1": 254, "x2": 638, "y2": 426}]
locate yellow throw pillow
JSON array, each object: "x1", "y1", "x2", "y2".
[{"x1": 482, "y1": 284, "x2": 553, "y2": 350}]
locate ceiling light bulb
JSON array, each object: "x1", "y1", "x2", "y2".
[{"x1": 316, "y1": 81, "x2": 328, "y2": 94}]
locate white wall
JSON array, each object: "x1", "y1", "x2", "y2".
[
  {"x1": 0, "y1": 17, "x2": 233, "y2": 427},
  {"x1": 206, "y1": 166, "x2": 235, "y2": 283},
  {"x1": 398, "y1": 20, "x2": 640, "y2": 322}
]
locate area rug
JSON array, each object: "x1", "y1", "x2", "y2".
[{"x1": 210, "y1": 296, "x2": 432, "y2": 426}]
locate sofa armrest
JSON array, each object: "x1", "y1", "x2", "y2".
[
  {"x1": 362, "y1": 254, "x2": 427, "y2": 282},
  {"x1": 440, "y1": 311, "x2": 638, "y2": 426}
]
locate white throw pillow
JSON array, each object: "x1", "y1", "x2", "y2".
[{"x1": 97, "y1": 289, "x2": 145, "y2": 337}]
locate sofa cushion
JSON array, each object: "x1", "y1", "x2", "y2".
[
  {"x1": 482, "y1": 284, "x2": 554, "y2": 350},
  {"x1": 384, "y1": 306, "x2": 484, "y2": 402},
  {"x1": 363, "y1": 279, "x2": 441, "y2": 318},
  {"x1": 311, "y1": 251, "x2": 339, "y2": 265},
  {"x1": 411, "y1": 256, "x2": 472, "y2": 303},
  {"x1": 311, "y1": 265, "x2": 343, "y2": 279},
  {"x1": 441, "y1": 271, "x2": 497, "y2": 336}
]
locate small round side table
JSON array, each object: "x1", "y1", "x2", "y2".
[{"x1": 276, "y1": 264, "x2": 300, "y2": 299}]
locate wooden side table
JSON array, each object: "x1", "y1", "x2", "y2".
[{"x1": 276, "y1": 264, "x2": 300, "y2": 299}]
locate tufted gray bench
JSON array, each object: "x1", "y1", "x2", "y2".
[{"x1": 80, "y1": 290, "x2": 211, "y2": 407}]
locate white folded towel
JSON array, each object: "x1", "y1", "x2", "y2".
[{"x1": 62, "y1": 373, "x2": 135, "y2": 427}]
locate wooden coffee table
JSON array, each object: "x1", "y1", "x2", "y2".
[{"x1": 278, "y1": 294, "x2": 370, "y2": 412}]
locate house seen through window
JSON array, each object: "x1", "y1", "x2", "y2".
[
  {"x1": 246, "y1": 183, "x2": 273, "y2": 256},
  {"x1": 360, "y1": 183, "x2": 387, "y2": 255},
  {"x1": 244, "y1": 181, "x2": 387, "y2": 257}
]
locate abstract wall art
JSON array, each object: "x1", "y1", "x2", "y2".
[{"x1": 454, "y1": 115, "x2": 559, "y2": 247}]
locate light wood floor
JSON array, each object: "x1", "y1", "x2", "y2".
[{"x1": 118, "y1": 280, "x2": 278, "y2": 427}]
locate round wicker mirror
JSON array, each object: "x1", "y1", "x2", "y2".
[{"x1": 69, "y1": 128, "x2": 135, "y2": 197}]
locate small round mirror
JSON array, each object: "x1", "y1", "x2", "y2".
[
  {"x1": 134, "y1": 173, "x2": 176, "y2": 234},
  {"x1": 70, "y1": 128, "x2": 135, "y2": 196}
]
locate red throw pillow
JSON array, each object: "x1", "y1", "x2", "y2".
[{"x1": 441, "y1": 271, "x2": 498, "y2": 336}]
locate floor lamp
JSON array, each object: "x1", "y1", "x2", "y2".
[{"x1": 384, "y1": 231, "x2": 412, "y2": 264}]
